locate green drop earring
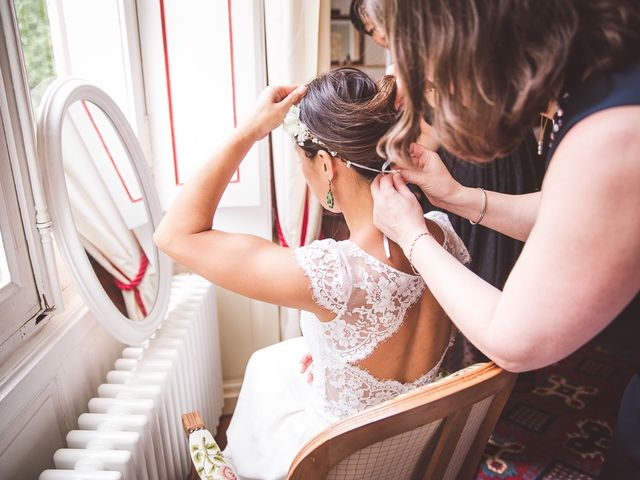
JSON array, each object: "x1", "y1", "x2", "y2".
[{"x1": 326, "y1": 180, "x2": 334, "y2": 209}]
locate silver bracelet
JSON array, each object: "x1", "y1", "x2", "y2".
[
  {"x1": 469, "y1": 187, "x2": 487, "y2": 225},
  {"x1": 407, "y1": 231, "x2": 433, "y2": 275}
]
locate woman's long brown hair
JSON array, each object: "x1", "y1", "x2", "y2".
[{"x1": 372, "y1": 0, "x2": 640, "y2": 162}]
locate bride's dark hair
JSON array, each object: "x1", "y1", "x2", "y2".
[{"x1": 298, "y1": 67, "x2": 398, "y2": 181}]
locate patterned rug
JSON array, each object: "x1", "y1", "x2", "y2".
[{"x1": 474, "y1": 341, "x2": 635, "y2": 479}]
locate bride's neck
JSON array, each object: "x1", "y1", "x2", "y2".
[
  {"x1": 339, "y1": 180, "x2": 389, "y2": 251},
  {"x1": 338, "y1": 176, "x2": 411, "y2": 268},
  {"x1": 341, "y1": 189, "x2": 378, "y2": 242}
]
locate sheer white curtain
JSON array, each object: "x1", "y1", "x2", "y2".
[{"x1": 264, "y1": 0, "x2": 330, "y2": 339}]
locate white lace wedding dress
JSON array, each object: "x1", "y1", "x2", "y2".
[{"x1": 223, "y1": 212, "x2": 470, "y2": 480}]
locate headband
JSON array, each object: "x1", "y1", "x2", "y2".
[{"x1": 283, "y1": 104, "x2": 397, "y2": 174}]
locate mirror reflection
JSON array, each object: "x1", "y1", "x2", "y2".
[{"x1": 61, "y1": 100, "x2": 158, "y2": 321}]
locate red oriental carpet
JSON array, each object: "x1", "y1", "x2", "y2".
[{"x1": 474, "y1": 341, "x2": 635, "y2": 479}]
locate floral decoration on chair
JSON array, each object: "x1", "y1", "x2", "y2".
[{"x1": 189, "y1": 429, "x2": 238, "y2": 480}]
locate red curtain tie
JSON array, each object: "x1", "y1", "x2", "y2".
[{"x1": 114, "y1": 252, "x2": 149, "y2": 317}]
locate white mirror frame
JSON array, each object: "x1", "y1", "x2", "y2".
[{"x1": 37, "y1": 77, "x2": 171, "y2": 344}]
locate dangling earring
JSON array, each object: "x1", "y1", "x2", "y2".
[
  {"x1": 326, "y1": 180, "x2": 334, "y2": 209},
  {"x1": 537, "y1": 113, "x2": 555, "y2": 156},
  {"x1": 537, "y1": 114, "x2": 549, "y2": 155}
]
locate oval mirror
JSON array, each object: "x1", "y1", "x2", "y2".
[{"x1": 37, "y1": 78, "x2": 171, "y2": 344}]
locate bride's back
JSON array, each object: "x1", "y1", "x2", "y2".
[
  {"x1": 297, "y1": 212, "x2": 468, "y2": 421},
  {"x1": 356, "y1": 284, "x2": 452, "y2": 383},
  {"x1": 354, "y1": 216, "x2": 456, "y2": 385}
]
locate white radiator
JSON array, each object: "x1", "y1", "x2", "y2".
[{"x1": 40, "y1": 274, "x2": 224, "y2": 480}]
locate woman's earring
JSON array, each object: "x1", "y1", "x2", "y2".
[
  {"x1": 326, "y1": 180, "x2": 334, "y2": 209},
  {"x1": 537, "y1": 113, "x2": 554, "y2": 156}
]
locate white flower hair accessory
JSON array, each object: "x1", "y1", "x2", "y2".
[
  {"x1": 282, "y1": 104, "x2": 398, "y2": 175},
  {"x1": 283, "y1": 104, "x2": 338, "y2": 156}
]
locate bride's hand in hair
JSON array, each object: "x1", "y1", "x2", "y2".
[
  {"x1": 371, "y1": 172, "x2": 429, "y2": 249},
  {"x1": 243, "y1": 84, "x2": 307, "y2": 141},
  {"x1": 400, "y1": 143, "x2": 462, "y2": 208}
]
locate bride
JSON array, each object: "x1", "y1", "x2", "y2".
[{"x1": 154, "y1": 68, "x2": 470, "y2": 480}]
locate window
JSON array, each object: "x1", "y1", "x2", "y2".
[
  {"x1": 0, "y1": 34, "x2": 48, "y2": 360},
  {"x1": 13, "y1": 0, "x2": 267, "y2": 213},
  {"x1": 14, "y1": 0, "x2": 56, "y2": 106},
  {"x1": 0, "y1": 0, "x2": 269, "y2": 361},
  {"x1": 0, "y1": 0, "x2": 147, "y2": 360},
  {"x1": 137, "y1": 0, "x2": 266, "y2": 210},
  {"x1": 0, "y1": 132, "x2": 42, "y2": 336},
  {"x1": 14, "y1": 0, "x2": 145, "y2": 135}
]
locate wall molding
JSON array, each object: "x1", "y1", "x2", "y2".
[{"x1": 223, "y1": 377, "x2": 242, "y2": 415}]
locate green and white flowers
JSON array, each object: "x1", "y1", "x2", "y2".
[{"x1": 189, "y1": 429, "x2": 237, "y2": 480}]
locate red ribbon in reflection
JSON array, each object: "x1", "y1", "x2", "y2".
[
  {"x1": 274, "y1": 189, "x2": 310, "y2": 248},
  {"x1": 114, "y1": 252, "x2": 149, "y2": 317}
]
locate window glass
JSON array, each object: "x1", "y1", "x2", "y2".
[
  {"x1": 13, "y1": 0, "x2": 57, "y2": 110},
  {"x1": 13, "y1": 0, "x2": 141, "y2": 131}
]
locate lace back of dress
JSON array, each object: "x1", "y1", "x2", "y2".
[
  {"x1": 296, "y1": 211, "x2": 470, "y2": 420},
  {"x1": 321, "y1": 242, "x2": 425, "y2": 362}
]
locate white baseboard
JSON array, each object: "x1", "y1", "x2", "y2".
[{"x1": 223, "y1": 378, "x2": 242, "y2": 415}]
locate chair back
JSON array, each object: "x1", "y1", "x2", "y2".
[{"x1": 287, "y1": 362, "x2": 516, "y2": 480}]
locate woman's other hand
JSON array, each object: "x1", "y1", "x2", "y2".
[
  {"x1": 243, "y1": 84, "x2": 307, "y2": 141},
  {"x1": 371, "y1": 172, "x2": 429, "y2": 249},
  {"x1": 299, "y1": 353, "x2": 314, "y2": 384},
  {"x1": 400, "y1": 143, "x2": 462, "y2": 208}
]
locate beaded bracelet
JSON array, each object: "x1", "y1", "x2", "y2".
[
  {"x1": 407, "y1": 231, "x2": 433, "y2": 275},
  {"x1": 469, "y1": 187, "x2": 487, "y2": 225}
]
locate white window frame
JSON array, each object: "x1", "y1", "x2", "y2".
[
  {"x1": 45, "y1": 0, "x2": 152, "y2": 160},
  {"x1": 0, "y1": 2, "x2": 60, "y2": 364},
  {"x1": 136, "y1": 0, "x2": 269, "y2": 213},
  {"x1": 0, "y1": 111, "x2": 42, "y2": 333}
]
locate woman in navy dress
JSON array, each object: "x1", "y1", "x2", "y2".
[{"x1": 367, "y1": 1, "x2": 640, "y2": 477}]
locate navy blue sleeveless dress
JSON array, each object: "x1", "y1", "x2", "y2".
[
  {"x1": 546, "y1": 60, "x2": 640, "y2": 479},
  {"x1": 422, "y1": 138, "x2": 546, "y2": 367}
]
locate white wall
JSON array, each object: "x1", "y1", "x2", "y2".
[{"x1": 211, "y1": 202, "x2": 280, "y2": 413}]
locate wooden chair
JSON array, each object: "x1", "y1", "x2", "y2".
[{"x1": 287, "y1": 362, "x2": 517, "y2": 480}]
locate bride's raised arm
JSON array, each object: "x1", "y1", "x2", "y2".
[{"x1": 153, "y1": 85, "x2": 322, "y2": 314}]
